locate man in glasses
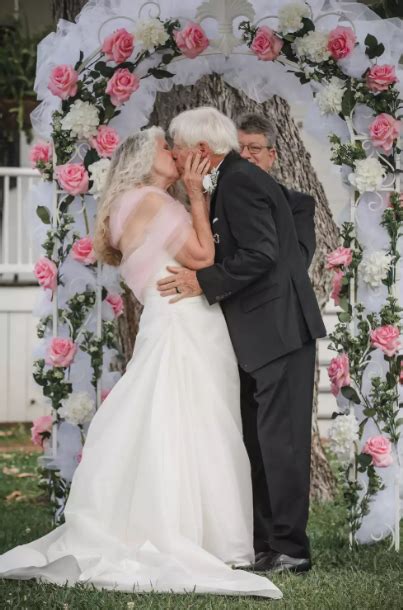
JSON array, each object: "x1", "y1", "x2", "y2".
[
  {"x1": 237, "y1": 113, "x2": 316, "y2": 269},
  {"x1": 235, "y1": 113, "x2": 319, "y2": 573}
]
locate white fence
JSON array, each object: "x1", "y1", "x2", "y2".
[{"x1": 0, "y1": 167, "x2": 40, "y2": 277}]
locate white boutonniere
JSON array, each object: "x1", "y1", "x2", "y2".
[{"x1": 202, "y1": 167, "x2": 219, "y2": 195}]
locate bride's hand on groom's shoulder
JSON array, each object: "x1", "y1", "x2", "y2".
[{"x1": 183, "y1": 153, "x2": 210, "y2": 199}]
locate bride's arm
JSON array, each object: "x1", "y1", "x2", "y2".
[{"x1": 175, "y1": 154, "x2": 215, "y2": 270}]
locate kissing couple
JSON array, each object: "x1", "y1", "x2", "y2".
[{"x1": 0, "y1": 107, "x2": 326, "y2": 598}]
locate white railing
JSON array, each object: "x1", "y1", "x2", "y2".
[{"x1": 0, "y1": 167, "x2": 40, "y2": 276}]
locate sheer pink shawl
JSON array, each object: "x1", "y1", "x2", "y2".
[{"x1": 109, "y1": 186, "x2": 191, "y2": 303}]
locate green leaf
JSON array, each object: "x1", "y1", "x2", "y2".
[
  {"x1": 357, "y1": 452, "x2": 372, "y2": 469},
  {"x1": 363, "y1": 407, "x2": 376, "y2": 417},
  {"x1": 116, "y1": 61, "x2": 134, "y2": 71},
  {"x1": 162, "y1": 53, "x2": 174, "y2": 64},
  {"x1": 341, "y1": 88, "x2": 355, "y2": 117},
  {"x1": 341, "y1": 386, "x2": 361, "y2": 404},
  {"x1": 364, "y1": 33, "x2": 385, "y2": 59},
  {"x1": 298, "y1": 17, "x2": 315, "y2": 37},
  {"x1": 338, "y1": 296, "x2": 350, "y2": 313},
  {"x1": 338, "y1": 312, "x2": 351, "y2": 324},
  {"x1": 148, "y1": 67, "x2": 175, "y2": 79},
  {"x1": 95, "y1": 61, "x2": 114, "y2": 77},
  {"x1": 386, "y1": 371, "x2": 396, "y2": 387},
  {"x1": 84, "y1": 148, "x2": 100, "y2": 170},
  {"x1": 74, "y1": 50, "x2": 84, "y2": 71},
  {"x1": 36, "y1": 205, "x2": 51, "y2": 224}
]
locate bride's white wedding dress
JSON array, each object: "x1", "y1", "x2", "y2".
[{"x1": 0, "y1": 187, "x2": 281, "y2": 599}]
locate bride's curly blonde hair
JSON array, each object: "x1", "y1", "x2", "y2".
[{"x1": 93, "y1": 126, "x2": 165, "y2": 266}]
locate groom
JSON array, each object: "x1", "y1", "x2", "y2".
[{"x1": 158, "y1": 107, "x2": 326, "y2": 573}]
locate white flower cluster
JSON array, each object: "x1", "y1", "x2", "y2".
[
  {"x1": 59, "y1": 392, "x2": 95, "y2": 426},
  {"x1": 360, "y1": 251, "x2": 392, "y2": 288},
  {"x1": 316, "y1": 77, "x2": 346, "y2": 115},
  {"x1": 278, "y1": 2, "x2": 310, "y2": 33},
  {"x1": 293, "y1": 30, "x2": 330, "y2": 63},
  {"x1": 61, "y1": 100, "x2": 99, "y2": 139},
  {"x1": 348, "y1": 157, "x2": 386, "y2": 194},
  {"x1": 135, "y1": 18, "x2": 169, "y2": 51},
  {"x1": 328, "y1": 412, "x2": 359, "y2": 465},
  {"x1": 89, "y1": 158, "x2": 111, "y2": 199}
]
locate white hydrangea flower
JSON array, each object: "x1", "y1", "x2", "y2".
[
  {"x1": 360, "y1": 251, "x2": 392, "y2": 288},
  {"x1": 293, "y1": 30, "x2": 330, "y2": 63},
  {"x1": 316, "y1": 77, "x2": 346, "y2": 115},
  {"x1": 59, "y1": 392, "x2": 95, "y2": 426},
  {"x1": 135, "y1": 18, "x2": 169, "y2": 51},
  {"x1": 278, "y1": 2, "x2": 310, "y2": 33},
  {"x1": 348, "y1": 157, "x2": 386, "y2": 194},
  {"x1": 89, "y1": 158, "x2": 111, "y2": 199},
  {"x1": 61, "y1": 100, "x2": 99, "y2": 139},
  {"x1": 328, "y1": 412, "x2": 359, "y2": 465}
]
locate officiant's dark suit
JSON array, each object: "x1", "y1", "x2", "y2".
[{"x1": 197, "y1": 151, "x2": 326, "y2": 561}]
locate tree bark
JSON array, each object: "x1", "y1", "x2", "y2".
[{"x1": 52, "y1": 0, "x2": 86, "y2": 23}]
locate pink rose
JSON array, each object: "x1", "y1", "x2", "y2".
[
  {"x1": 106, "y1": 68, "x2": 140, "y2": 106},
  {"x1": 56, "y1": 163, "x2": 89, "y2": 196},
  {"x1": 369, "y1": 113, "x2": 400, "y2": 153},
  {"x1": 46, "y1": 337, "x2": 77, "y2": 368},
  {"x1": 90, "y1": 125, "x2": 120, "y2": 158},
  {"x1": 327, "y1": 353, "x2": 351, "y2": 396},
  {"x1": 48, "y1": 64, "x2": 79, "y2": 99},
  {"x1": 370, "y1": 325, "x2": 401, "y2": 357},
  {"x1": 105, "y1": 293, "x2": 124, "y2": 317},
  {"x1": 71, "y1": 236, "x2": 97, "y2": 265},
  {"x1": 326, "y1": 246, "x2": 353, "y2": 269},
  {"x1": 327, "y1": 26, "x2": 356, "y2": 60},
  {"x1": 251, "y1": 26, "x2": 283, "y2": 61},
  {"x1": 34, "y1": 257, "x2": 58, "y2": 292},
  {"x1": 330, "y1": 269, "x2": 344, "y2": 306},
  {"x1": 174, "y1": 22, "x2": 209, "y2": 59},
  {"x1": 101, "y1": 388, "x2": 111, "y2": 402},
  {"x1": 366, "y1": 64, "x2": 398, "y2": 93},
  {"x1": 102, "y1": 28, "x2": 135, "y2": 63},
  {"x1": 363, "y1": 436, "x2": 393, "y2": 468},
  {"x1": 31, "y1": 415, "x2": 53, "y2": 447},
  {"x1": 30, "y1": 142, "x2": 52, "y2": 167}
]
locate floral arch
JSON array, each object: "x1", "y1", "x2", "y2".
[{"x1": 28, "y1": 0, "x2": 402, "y2": 549}]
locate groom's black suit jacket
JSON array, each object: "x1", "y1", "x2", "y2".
[{"x1": 197, "y1": 151, "x2": 326, "y2": 372}]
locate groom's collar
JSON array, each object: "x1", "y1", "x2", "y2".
[{"x1": 215, "y1": 150, "x2": 242, "y2": 184}]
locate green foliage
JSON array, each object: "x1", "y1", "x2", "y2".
[{"x1": 0, "y1": 17, "x2": 50, "y2": 136}]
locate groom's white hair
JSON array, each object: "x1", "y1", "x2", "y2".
[{"x1": 169, "y1": 107, "x2": 240, "y2": 155}]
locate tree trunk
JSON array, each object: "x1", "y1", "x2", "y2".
[
  {"x1": 52, "y1": 0, "x2": 86, "y2": 23},
  {"x1": 144, "y1": 75, "x2": 338, "y2": 501}
]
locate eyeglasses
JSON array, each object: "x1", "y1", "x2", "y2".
[{"x1": 239, "y1": 143, "x2": 274, "y2": 155}]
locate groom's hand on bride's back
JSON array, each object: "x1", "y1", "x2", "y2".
[{"x1": 157, "y1": 266, "x2": 203, "y2": 303}]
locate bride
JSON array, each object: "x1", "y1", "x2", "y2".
[{"x1": 0, "y1": 127, "x2": 281, "y2": 599}]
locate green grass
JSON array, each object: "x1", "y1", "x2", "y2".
[{"x1": 0, "y1": 450, "x2": 402, "y2": 609}]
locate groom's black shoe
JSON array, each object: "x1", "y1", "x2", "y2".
[{"x1": 253, "y1": 551, "x2": 312, "y2": 574}]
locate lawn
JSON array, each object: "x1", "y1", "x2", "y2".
[{"x1": 0, "y1": 447, "x2": 402, "y2": 609}]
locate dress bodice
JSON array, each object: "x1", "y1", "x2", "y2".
[{"x1": 109, "y1": 186, "x2": 192, "y2": 304}]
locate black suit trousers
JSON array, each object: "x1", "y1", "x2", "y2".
[{"x1": 240, "y1": 339, "x2": 316, "y2": 559}]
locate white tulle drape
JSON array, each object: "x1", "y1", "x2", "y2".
[{"x1": 29, "y1": 0, "x2": 403, "y2": 544}]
